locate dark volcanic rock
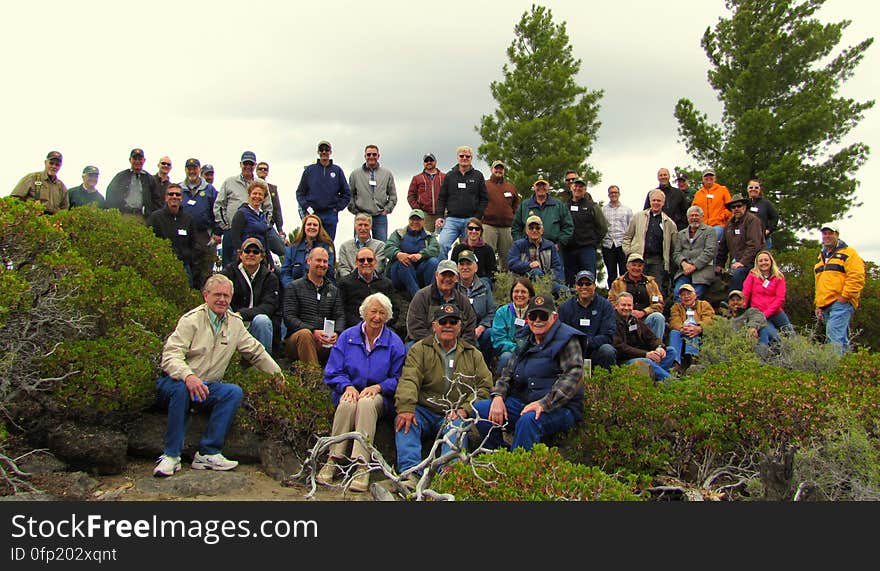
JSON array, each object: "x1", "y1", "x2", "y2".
[{"x1": 47, "y1": 424, "x2": 128, "y2": 475}]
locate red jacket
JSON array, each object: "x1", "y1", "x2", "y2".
[{"x1": 407, "y1": 171, "x2": 445, "y2": 215}]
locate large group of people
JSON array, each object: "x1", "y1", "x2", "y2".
[{"x1": 10, "y1": 145, "x2": 867, "y2": 489}]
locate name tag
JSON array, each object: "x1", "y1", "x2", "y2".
[
  {"x1": 369, "y1": 180, "x2": 377, "y2": 186},
  {"x1": 750, "y1": 207, "x2": 759, "y2": 212},
  {"x1": 514, "y1": 318, "x2": 525, "y2": 326},
  {"x1": 735, "y1": 229, "x2": 741, "y2": 235},
  {"x1": 449, "y1": 359, "x2": 455, "y2": 369},
  {"x1": 707, "y1": 194, "x2": 714, "y2": 199},
  {"x1": 580, "y1": 318, "x2": 590, "y2": 327},
  {"x1": 458, "y1": 183, "x2": 466, "y2": 189},
  {"x1": 686, "y1": 310, "x2": 695, "y2": 317},
  {"x1": 469, "y1": 298, "x2": 474, "y2": 305},
  {"x1": 629, "y1": 324, "x2": 638, "y2": 332},
  {"x1": 763, "y1": 279, "x2": 770, "y2": 288},
  {"x1": 570, "y1": 206, "x2": 579, "y2": 212},
  {"x1": 651, "y1": 296, "x2": 659, "y2": 302},
  {"x1": 307, "y1": 206, "x2": 315, "y2": 215},
  {"x1": 316, "y1": 293, "x2": 321, "y2": 301},
  {"x1": 504, "y1": 192, "x2": 512, "y2": 197},
  {"x1": 187, "y1": 199, "x2": 197, "y2": 206},
  {"x1": 177, "y1": 229, "x2": 188, "y2": 236},
  {"x1": 330, "y1": 172, "x2": 336, "y2": 178}
]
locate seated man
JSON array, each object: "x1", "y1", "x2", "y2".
[
  {"x1": 722, "y1": 289, "x2": 773, "y2": 360},
  {"x1": 337, "y1": 246, "x2": 397, "y2": 329},
  {"x1": 455, "y1": 250, "x2": 496, "y2": 366},
  {"x1": 221, "y1": 237, "x2": 280, "y2": 353},
  {"x1": 147, "y1": 183, "x2": 197, "y2": 287},
  {"x1": 608, "y1": 253, "x2": 666, "y2": 341},
  {"x1": 473, "y1": 294, "x2": 585, "y2": 451},
  {"x1": 282, "y1": 247, "x2": 345, "y2": 366},
  {"x1": 336, "y1": 213, "x2": 386, "y2": 279},
  {"x1": 406, "y1": 259, "x2": 478, "y2": 348},
  {"x1": 667, "y1": 284, "x2": 714, "y2": 373},
  {"x1": 394, "y1": 304, "x2": 493, "y2": 477},
  {"x1": 671, "y1": 205, "x2": 717, "y2": 302},
  {"x1": 384, "y1": 209, "x2": 440, "y2": 297},
  {"x1": 154, "y1": 274, "x2": 283, "y2": 477},
  {"x1": 612, "y1": 292, "x2": 679, "y2": 381},
  {"x1": 507, "y1": 215, "x2": 566, "y2": 297},
  {"x1": 557, "y1": 270, "x2": 617, "y2": 371}
]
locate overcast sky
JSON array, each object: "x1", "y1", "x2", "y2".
[{"x1": 4, "y1": 0, "x2": 877, "y2": 262}]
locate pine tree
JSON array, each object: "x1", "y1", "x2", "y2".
[
  {"x1": 675, "y1": 0, "x2": 874, "y2": 248},
  {"x1": 477, "y1": 4, "x2": 603, "y2": 194}
]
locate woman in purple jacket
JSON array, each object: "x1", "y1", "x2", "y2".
[{"x1": 318, "y1": 292, "x2": 405, "y2": 492}]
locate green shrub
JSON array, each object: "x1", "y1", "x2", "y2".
[
  {"x1": 492, "y1": 270, "x2": 572, "y2": 305},
  {"x1": 435, "y1": 444, "x2": 645, "y2": 501},
  {"x1": 697, "y1": 318, "x2": 763, "y2": 369}
]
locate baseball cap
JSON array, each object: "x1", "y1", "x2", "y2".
[
  {"x1": 526, "y1": 295, "x2": 556, "y2": 316},
  {"x1": 491, "y1": 160, "x2": 506, "y2": 169},
  {"x1": 728, "y1": 289, "x2": 744, "y2": 299},
  {"x1": 240, "y1": 151, "x2": 257, "y2": 163},
  {"x1": 240, "y1": 237, "x2": 265, "y2": 253},
  {"x1": 185, "y1": 158, "x2": 201, "y2": 169},
  {"x1": 202, "y1": 164, "x2": 215, "y2": 174},
  {"x1": 318, "y1": 140, "x2": 332, "y2": 150},
  {"x1": 525, "y1": 215, "x2": 543, "y2": 227},
  {"x1": 82, "y1": 165, "x2": 99, "y2": 176},
  {"x1": 572, "y1": 178, "x2": 586, "y2": 186},
  {"x1": 423, "y1": 153, "x2": 436, "y2": 162},
  {"x1": 702, "y1": 168, "x2": 716, "y2": 177},
  {"x1": 433, "y1": 303, "x2": 462, "y2": 322},
  {"x1": 408, "y1": 209, "x2": 426, "y2": 220},
  {"x1": 130, "y1": 148, "x2": 145, "y2": 159},
  {"x1": 676, "y1": 173, "x2": 689, "y2": 181},
  {"x1": 46, "y1": 151, "x2": 63, "y2": 162},
  {"x1": 679, "y1": 283, "x2": 696, "y2": 294},
  {"x1": 534, "y1": 174, "x2": 550, "y2": 185},
  {"x1": 457, "y1": 250, "x2": 478, "y2": 264},
  {"x1": 436, "y1": 259, "x2": 459, "y2": 275},
  {"x1": 627, "y1": 252, "x2": 645, "y2": 264},
  {"x1": 820, "y1": 223, "x2": 840, "y2": 234},
  {"x1": 575, "y1": 270, "x2": 596, "y2": 284}
]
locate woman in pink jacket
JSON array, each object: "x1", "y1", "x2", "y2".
[{"x1": 743, "y1": 250, "x2": 794, "y2": 344}]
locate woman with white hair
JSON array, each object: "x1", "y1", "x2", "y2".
[{"x1": 318, "y1": 292, "x2": 405, "y2": 492}]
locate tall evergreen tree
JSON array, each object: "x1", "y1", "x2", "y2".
[
  {"x1": 675, "y1": 0, "x2": 873, "y2": 249},
  {"x1": 477, "y1": 4, "x2": 603, "y2": 194}
]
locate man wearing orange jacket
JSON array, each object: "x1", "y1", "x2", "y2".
[
  {"x1": 814, "y1": 223, "x2": 865, "y2": 354},
  {"x1": 690, "y1": 168, "x2": 731, "y2": 240}
]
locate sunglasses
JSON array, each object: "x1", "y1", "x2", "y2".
[
  {"x1": 565, "y1": 178, "x2": 576, "y2": 183},
  {"x1": 243, "y1": 248, "x2": 262, "y2": 255},
  {"x1": 366, "y1": 152, "x2": 379, "y2": 157},
  {"x1": 48, "y1": 160, "x2": 61, "y2": 166},
  {"x1": 166, "y1": 192, "x2": 182, "y2": 197},
  {"x1": 357, "y1": 257, "x2": 375, "y2": 263},
  {"x1": 438, "y1": 318, "x2": 460, "y2": 326},
  {"x1": 527, "y1": 312, "x2": 549, "y2": 322},
  {"x1": 257, "y1": 166, "x2": 268, "y2": 171},
  {"x1": 458, "y1": 154, "x2": 471, "y2": 158},
  {"x1": 747, "y1": 185, "x2": 760, "y2": 190},
  {"x1": 528, "y1": 224, "x2": 542, "y2": 229},
  {"x1": 576, "y1": 281, "x2": 595, "y2": 287},
  {"x1": 467, "y1": 226, "x2": 481, "y2": 232}
]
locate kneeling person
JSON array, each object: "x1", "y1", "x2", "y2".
[{"x1": 154, "y1": 274, "x2": 283, "y2": 477}]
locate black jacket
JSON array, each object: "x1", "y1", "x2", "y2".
[
  {"x1": 221, "y1": 262, "x2": 281, "y2": 323},
  {"x1": 437, "y1": 166, "x2": 489, "y2": 219},
  {"x1": 282, "y1": 276, "x2": 345, "y2": 335},
  {"x1": 337, "y1": 271, "x2": 398, "y2": 331},
  {"x1": 106, "y1": 169, "x2": 162, "y2": 217},
  {"x1": 147, "y1": 206, "x2": 196, "y2": 265}
]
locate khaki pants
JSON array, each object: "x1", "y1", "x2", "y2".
[
  {"x1": 284, "y1": 329, "x2": 331, "y2": 365},
  {"x1": 424, "y1": 213, "x2": 441, "y2": 234},
  {"x1": 328, "y1": 394, "x2": 385, "y2": 462},
  {"x1": 482, "y1": 224, "x2": 512, "y2": 271}
]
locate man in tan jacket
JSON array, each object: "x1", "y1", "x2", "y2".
[{"x1": 154, "y1": 274, "x2": 283, "y2": 477}]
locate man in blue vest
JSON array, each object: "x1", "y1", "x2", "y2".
[{"x1": 472, "y1": 295, "x2": 585, "y2": 451}]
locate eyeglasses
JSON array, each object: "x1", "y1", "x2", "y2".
[
  {"x1": 356, "y1": 257, "x2": 375, "y2": 263},
  {"x1": 576, "y1": 281, "x2": 594, "y2": 287},
  {"x1": 160, "y1": 162, "x2": 171, "y2": 167},
  {"x1": 458, "y1": 154, "x2": 472, "y2": 158},
  {"x1": 257, "y1": 167, "x2": 268, "y2": 171},
  {"x1": 166, "y1": 192, "x2": 182, "y2": 197},
  {"x1": 565, "y1": 178, "x2": 576, "y2": 183},
  {"x1": 527, "y1": 312, "x2": 549, "y2": 322},
  {"x1": 747, "y1": 185, "x2": 760, "y2": 190},
  {"x1": 243, "y1": 248, "x2": 262, "y2": 255},
  {"x1": 528, "y1": 224, "x2": 542, "y2": 229},
  {"x1": 467, "y1": 226, "x2": 481, "y2": 232},
  {"x1": 365, "y1": 152, "x2": 379, "y2": 157},
  {"x1": 438, "y1": 318, "x2": 460, "y2": 326}
]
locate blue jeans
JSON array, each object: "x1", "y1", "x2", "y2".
[
  {"x1": 562, "y1": 246, "x2": 597, "y2": 286},
  {"x1": 668, "y1": 329, "x2": 701, "y2": 360},
  {"x1": 495, "y1": 351, "x2": 514, "y2": 375},
  {"x1": 713, "y1": 226, "x2": 725, "y2": 241},
  {"x1": 643, "y1": 312, "x2": 666, "y2": 341},
  {"x1": 266, "y1": 229, "x2": 286, "y2": 257},
  {"x1": 586, "y1": 343, "x2": 618, "y2": 369},
  {"x1": 473, "y1": 396, "x2": 576, "y2": 451},
  {"x1": 728, "y1": 264, "x2": 753, "y2": 293},
  {"x1": 220, "y1": 231, "x2": 236, "y2": 267},
  {"x1": 301, "y1": 209, "x2": 339, "y2": 241},
  {"x1": 156, "y1": 376, "x2": 243, "y2": 457},
  {"x1": 395, "y1": 405, "x2": 467, "y2": 473},
  {"x1": 389, "y1": 257, "x2": 440, "y2": 297},
  {"x1": 672, "y1": 275, "x2": 708, "y2": 302},
  {"x1": 437, "y1": 216, "x2": 469, "y2": 260},
  {"x1": 247, "y1": 314, "x2": 273, "y2": 352},
  {"x1": 822, "y1": 301, "x2": 855, "y2": 354},
  {"x1": 624, "y1": 345, "x2": 679, "y2": 381},
  {"x1": 370, "y1": 214, "x2": 388, "y2": 242}
]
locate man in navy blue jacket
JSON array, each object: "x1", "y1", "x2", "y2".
[
  {"x1": 557, "y1": 270, "x2": 617, "y2": 370},
  {"x1": 295, "y1": 140, "x2": 351, "y2": 241}
]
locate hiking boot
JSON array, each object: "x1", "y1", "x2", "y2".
[
  {"x1": 191, "y1": 452, "x2": 238, "y2": 471},
  {"x1": 349, "y1": 469, "x2": 371, "y2": 493},
  {"x1": 316, "y1": 461, "x2": 336, "y2": 485},
  {"x1": 153, "y1": 454, "x2": 181, "y2": 477}
]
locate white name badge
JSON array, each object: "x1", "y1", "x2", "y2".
[
  {"x1": 187, "y1": 199, "x2": 197, "y2": 206},
  {"x1": 514, "y1": 318, "x2": 526, "y2": 326},
  {"x1": 330, "y1": 172, "x2": 336, "y2": 178},
  {"x1": 307, "y1": 207, "x2": 315, "y2": 215},
  {"x1": 652, "y1": 296, "x2": 659, "y2": 302},
  {"x1": 177, "y1": 229, "x2": 188, "y2": 236},
  {"x1": 316, "y1": 293, "x2": 321, "y2": 301},
  {"x1": 750, "y1": 207, "x2": 759, "y2": 212},
  {"x1": 458, "y1": 183, "x2": 466, "y2": 189},
  {"x1": 580, "y1": 318, "x2": 590, "y2": 327},
  {"x1": 707, "y1": 194, "x2": 714, "y2": 199},
  {"x1": 686, "y1": 310, "x2": 695, "y2": 317},
  {"x1": 570, "y1": 206, "x2": 579, "y2": 212},
  {"x1": 369, "y1": 180, "x2": 377, "y2": 186},
  {"x1": 629, "y1": 324, "x2": 638, "y2": 332},
  {"x1": 504, "y1": 192, "x2": 513, "y2": 197},
  {"x1": 469, "y1": 298, "x2": 474, "y2": 305},
  {"x1": 763, "y1": 279, "x2": 770, "y2": 288},
  {"x1": 449, "y1": 359, "x2": 455, "y2": 369},
  {"x1": 735, "y1": 229, "x2": 741, "y2": 235}
]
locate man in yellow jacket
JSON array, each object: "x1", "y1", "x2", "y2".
[{"x1": 814, "y1": 223, "x2": 865, "y2": 354}]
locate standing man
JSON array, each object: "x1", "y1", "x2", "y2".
[
  {"x1": 202, "y1": 164, "x2": 216, "y2": 186},
  {"x1": 601, "y1": 185, "x2": 633, "y2": 286},
  {"x1": 68, "y1": 166, "x2": 105, "y2": 208},
  {"x1": 153, "y1": 274, "x2": 283, "y2": 477},
  {"x1": 436, "y1": 145, "x2": 489, "y2": 260},
  {"x1": 746, "y1": 179, "x2": 779, "y2": 250},
  {"x1": 154, "y1": 156, "x2": 173, "y2": 198},
  {"x1": 105, "y1": 148, "x2": 161, "y2": 222},
  {"x1": 561, "y1": 178, "x2": 607, "y2": 286},
  {"x1": 215, "y1": 151, "x2": 272, "y2": 267},
  {"x1": 557, "y1": 270, "x2": 618, "y2": 371},
  {"x1": 147, "y1": 183, "x2": 197, "y2": 287},
  {"x1": 256, "y1": 161, "x2": 289, "y2": 257},
  {"x1": 676, "y1": 173, "x2": 695, "y2": 205},
  {"x1": 348, "y1": 144, "x2": 396, "y2": 242},
  {"x1": 180, "y1": 158, "x2": 221, "y2": 290},
  {"x1": 296, "y1": 140, "x2": 351, "y2": 241},
  {"x1": 623, "y1": 189, "x2": 677, "y2": 293},
  {"x1": 482, "y1": 159, "x2": 520, "y2": 272},
  {"x1": 336, "y1": 213, "x2": 387, "y2": 278},
  {"x1": 643, "y1": 167, "x2": 688, "y2": 231},
  {"x1": 715, "y1": 193, "x2": 764, "y2": 293},
  {"x1": 691, "y1": 168, "x2": 732, "y2": 240},
  {"x1": 814, "y1": 223, "x2": 865, "y2": 354},
  {"x1": 671, "y1": 205, "x2": 717, "y2": 301},
  {"x1": 407, "y1": 153, "x2": 445, "y2": 232},
  {"x1": 511, "y1": 174, "x2": 573, "y2": 248},
  {"x1": 11, "y1": 151, "x2": 68, "y2": 214}
]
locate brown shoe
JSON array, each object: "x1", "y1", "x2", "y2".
[
  {"x1": 316, "y1": 461, "x2": 336, "y2": 485},
  {"x1": 349, "y1": 469, "x2": 370, "y2": 492}
]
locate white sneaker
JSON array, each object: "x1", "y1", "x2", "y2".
[
  {"x1": 153, "y1": 455, "x2": 181, "y2": 477},
  {"x1": 191, "y1": 452, "x2": 239, "y2": 471}
]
